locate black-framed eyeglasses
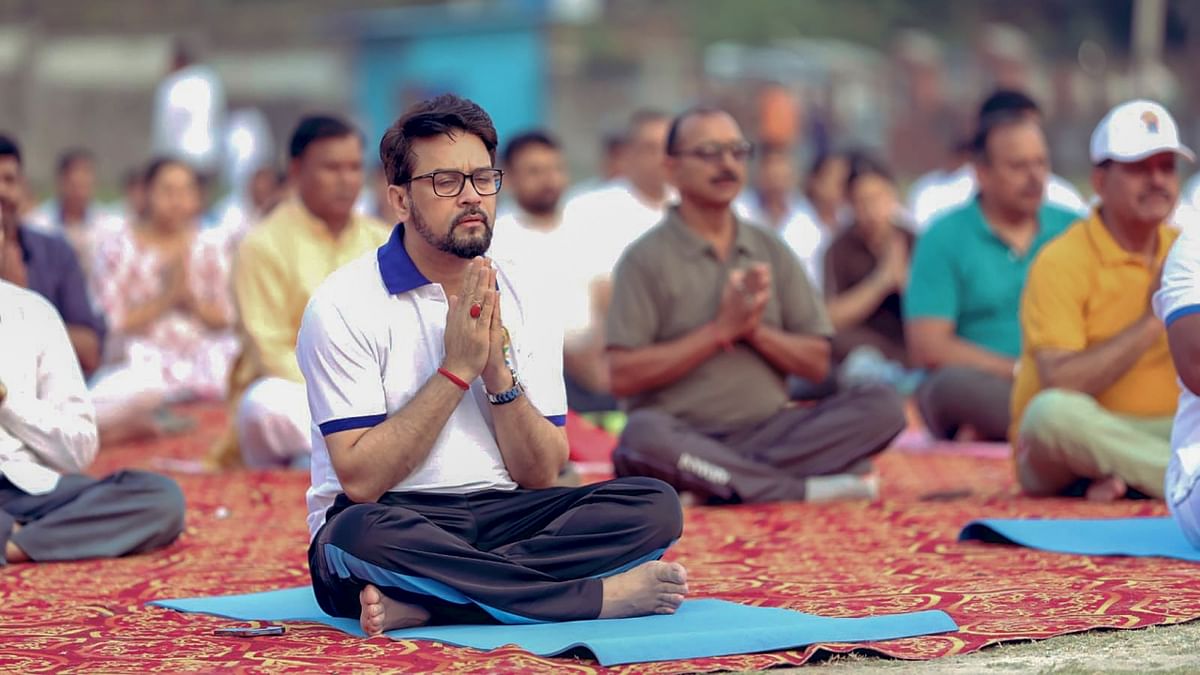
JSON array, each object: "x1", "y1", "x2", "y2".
[
  {"x1": 670, "y1": 142, "x2": 756, "y2": 163},
  {"x1": 407, "y1": 168, "x2": 504, "y2": 197}
]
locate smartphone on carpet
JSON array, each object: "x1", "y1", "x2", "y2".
[{"x1": 213, "y1": 626, "x2": 286, "y2": 637}]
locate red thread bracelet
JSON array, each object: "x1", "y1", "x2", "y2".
[{"x1": 437, "y1": 367, "x2": 470, "y2": 391}]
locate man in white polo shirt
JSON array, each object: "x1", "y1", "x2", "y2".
[
  {"x1": 298, "y1": 94, "x2": 686, "y2": 636},
  {"x1": 0, "y1": 223, "x2": 184, "y2": 566},
  {"x1": 1155, "y1": 212, "x2": 1200, "y2": 545}
]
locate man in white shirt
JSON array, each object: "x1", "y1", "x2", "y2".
[
  {"x1": 300, "y1": 95, "x2": 686, "y2": 636},
  {"x1": 152, "y1": 41, "x2": 225, "y2": 177},
  {"x1": 555, "y1": 111, "x2": 674, "y2": 409},
  {"x1": 908, "y1": 89, "x2": 1088, "y2": 232},
  {"x1": 488, "y1": 130, "x2": 568, "y2": 264},
  {"x1": 26, "y1": 148, "x2": 124, "y2": 277},
  {"x1": 1155, "y1": 214, "x2": 1200, "y2": 546},
  {"x1": 0, "y1": 226, "x2": 184, "y2": 566}
]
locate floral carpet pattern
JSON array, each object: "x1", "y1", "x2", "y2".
[{"x1": 2, "y1": 404, "x2": 1197, "y2": 673}]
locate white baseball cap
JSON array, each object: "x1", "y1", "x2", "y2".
[{"x1": 1090, "y1": 99, "x2": 1195, "y2": 164}]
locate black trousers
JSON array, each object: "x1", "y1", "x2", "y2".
[
  {"x1": 613, "y1": 384, "x2": 906, "y2": 503},
  {"x1": 0, "y1": 470, "x2": 185, "y2": 565},
  {"x1": 309, "y1": 477, "x2": 682, "y2": 625}
]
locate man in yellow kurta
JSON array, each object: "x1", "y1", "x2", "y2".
[
  {"x1": 211, "y1": 116, "x2": 390, "y2": 468},
  {"x1": 1011, "y1": 100, "x2": 1190, "y2": 501}
]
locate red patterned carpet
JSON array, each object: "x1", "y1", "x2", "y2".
[{"x1": 2, "y1": 404, "x2": 1197, "y2": 673}]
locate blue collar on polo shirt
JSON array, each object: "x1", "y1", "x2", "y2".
[{"x1": 377, "y1": 224, "x2": 433, "y2": 295}]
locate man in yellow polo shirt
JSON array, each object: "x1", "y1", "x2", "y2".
[
  {"x1": 210, "y1": 115, "x2": 390, "y2": 469},
  {"x1": 1012, "y1": 99, "x2": 1191, "y2": 501}
]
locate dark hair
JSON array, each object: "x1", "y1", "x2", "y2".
[
  {"x1": 502, "y1": 130, "x2": 560, "y2": 167},
  {"x1": 978, "y1": 89, "x2": 1040, "y2": 121},
  {"x1": 602, "y1": 129, "x2": 627, "y2": 155},
  {"x1": 844, "y1": 151, "x2": 895, "y2": 193},
  {"x1": 143, "y1": 157, "x2": 196, "y2": 187},
  {"x1": 289, "y1": 115, "x2": 360, "y2": 160},
  {"x1": 122, "y1": 166, "x2": 143, "y2": 189},
  {"x1": 972, "y1": 110, "x2": 1037, "y2": 160},
  {"x1": 379, "y1": 93, "x2": 498, "y2": 186},
  {"x1": 665, "y1": 105, "x2": 727, "y2": 155},
  {"x1": 807, "y1": 149, "x2": 846, "y2": 180},
  {"x1": 57, "y1": 148, "x2": 94, "y2": 176},
  {"x1": 0, "y1": 134, "x2": 22, "y2": 166}
]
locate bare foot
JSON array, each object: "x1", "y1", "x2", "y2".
[
  {"x1": 599, "y1": 560, "x2": 688, "y2": 619},
  {"x1": 359, "y1": 584, "x2": 430, "y2": 636},
  {"x1": 5, "y1": 522, "x2": 29, "y2": 564},
  {"x1": 1085, "y1": 476, "x2": 1127, "y2": 502}
]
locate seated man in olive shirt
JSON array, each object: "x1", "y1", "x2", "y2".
[{"x1": 607, "y1": 106, "x2": 906, "y2": 504}]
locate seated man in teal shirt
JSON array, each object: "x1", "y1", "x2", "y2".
[{"x1": 905, "y1": 111, "x2": 1077, "y2": 441}]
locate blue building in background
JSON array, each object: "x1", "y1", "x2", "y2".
[{"x1": 342, "y1": 0, "x2": 564, "y2": 159}]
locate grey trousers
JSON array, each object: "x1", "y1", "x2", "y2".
[
  {"x1": 915, "y1": 366, "x2": 1012, "y2": 442},
  {"x1": 613, "y1": 384, "x2": 906, "y2": 503},
  {"x1": 0, "y1": 470, "x2": 185, "y2": 565}
]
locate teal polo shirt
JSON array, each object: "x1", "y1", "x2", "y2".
[{"x1": 904, "y1": 199, "x2": 1079, "y2": 358}]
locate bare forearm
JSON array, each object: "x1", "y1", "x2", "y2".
[
  {"x1": 492, "y1": 394, "x2": 569, "y2": 488},
  {"x1": 914, "y1": 335, "x2": 1014, "y2": 378},
  {"x1": 336, "y1": 375, "x2": 465, "y2": 503},
  {"x1": 1168, "y1": 315, "x2": 1200, "y2": 396},
  {"x1": 747, "y1": 325, "x2": 831, "y2": 382},
  {"x1": 608, "y1": 323, "x2": 723, "y2": 397},
  {"x1": 65, "y1": 325, "x2": 101, "y2": 375},
  {"x1": 827, "y1": 276, "x2": 891, "y2": 331},
  {"x1": 1039, "y1": 316, "x2": 1161, "y2": 395}
]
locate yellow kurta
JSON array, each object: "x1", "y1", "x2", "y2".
[{"x1": 209, "y1": 198, "x2": 390, "y2": 467}]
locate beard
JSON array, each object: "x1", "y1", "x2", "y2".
[
  {"x1": 410, "y1": 201, "x2": 493, "y2": 259},
  {"x1": 519, "y1": 189, "x2": 562, "y2": 218}
]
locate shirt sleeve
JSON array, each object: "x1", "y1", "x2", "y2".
[
  {"x1": 904, "y1": 227, "x2": 959, "y2": 321},
  {"x1": 296, "y1": 296, "x2": 387, "y2": 436},
  {"x1": 1021, "y1": 246, "x2": 1089, "y2": 352},
  {"x1": 777, "y1": 241, "x2": 833, "y2": 336},
  {"x1": 51, "y1": 235, "x2": 107, "y2": 347},
  {"x1": 0, "y1": 297, "x2": 98, "y2": 473},
  {"x1": 1155, "y1": 226, "x2": 1200, "y2": 326},
  {"x1": 606, "y1": 251, "x2": 661, "y2": 350},
  {"x1": 234, "y1": 234, "x2": 304, "y2": 383}
]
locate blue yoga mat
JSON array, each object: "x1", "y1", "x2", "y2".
[
  {"x1": 959, "y1": 517, "x2": 1200, "y2": 562},
  {"x1": 151, "y1": 587, "x2": 958, "y2": 666}
]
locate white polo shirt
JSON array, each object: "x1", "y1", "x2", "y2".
[
  {"x1": 1154, "y1": 222, "x2": 1200, "y2": 504},
  {"x1": 297, "y1": 225, "x2": 568, "y2": 538}
]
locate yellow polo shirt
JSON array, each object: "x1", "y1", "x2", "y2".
[
  {"x1": 1010, "y1": 210, "x2": 1180, "y2": 443},
  {"x1": 210, "y1": 198, "x2": 390, "y2": 466}
]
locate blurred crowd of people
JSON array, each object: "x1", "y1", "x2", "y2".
[{"x1": 5, "y1": 45, "x2": 1200, "y2": 568}]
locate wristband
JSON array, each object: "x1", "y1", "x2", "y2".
[{"x1": 437, "y1": 367, "x2": 470, "y2": 391}]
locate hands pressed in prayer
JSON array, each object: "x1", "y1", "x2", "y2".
[
  {"x1": 876, "y1": 232, "x2": 910, "y2": 293},
  {"x1": 482, "y1": 263, "x2": 515, "y2": 394},
  {"x1": 714, "y1": 265, "x2": 770, "y2": 344},
  {"x1": 442, "y1": 257, "x2": 498, "y2": 384}
]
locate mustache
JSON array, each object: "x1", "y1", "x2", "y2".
[
  {"x1": 713, "y1": 171, "x2": 740, "y2": 182},
  {"x1": 453, "y1": 207, "x2": 490, "y2": 227},
  {"x1": 1138, "y1": 188, "x2": 1174, "y2": 202}
]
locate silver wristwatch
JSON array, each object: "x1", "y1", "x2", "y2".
[{"x1": 487, "y1": 371, "x2": 525, "y2": 405}]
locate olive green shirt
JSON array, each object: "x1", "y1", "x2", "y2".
[{"x1": 607, "y1": 207, "x2": 832, "y2": 434}]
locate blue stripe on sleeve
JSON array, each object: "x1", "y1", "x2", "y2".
[
  {"x1": 544, "y1": 414, "x2": 567, "y2": 427},
  {"x1": 318, "y1": 414, "x2": 387, "y2": 435},
  {"x1": 1166, "y1": 304, "x2": 1200, "y2": 328}
]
